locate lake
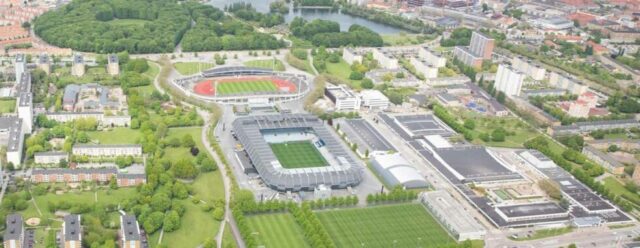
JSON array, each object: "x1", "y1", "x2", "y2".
[{"x1": 207, "y1": 0, "x2": 404, "y2": 34}]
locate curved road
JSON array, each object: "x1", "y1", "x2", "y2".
[{"x1": 149, "y1": 61, "x2": 243, "y2": 248}]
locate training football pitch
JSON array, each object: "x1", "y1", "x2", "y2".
[
  {"x1": 216, "y1": 80, "x2": 277, "y2": 95},
  {"x1": 270, "y1": 141, "x2": 327, "y2": 168},
  {"x1": 246, "y1": 213, "x2": 310, "y2": 248},
  {"x1": 316, "y1": 204, "x2": 455, "y2": 248}
]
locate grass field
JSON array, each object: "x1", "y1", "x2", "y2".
[
  {"x1": 131, "y1": 60, "x2": 160, "y2": 97},
  {"x1": 86, "y1": 127, "x2": 141, "y2": 144},
  {"x1": 0, "y1": 99, "x2": 16, "y2": 113},
  {"x1": 270, "y1": 141, "x2": 327, "y2": 168},
  {"x1": 173, "y1": 62, "x2": 215, "y2": 75},
  {"x1": 325, "y1": 58, "x2": 361, "y2": 89},
  {"x1": 604, "y1": 176, "x2": 640, "y2": 208},
  {"x1": 316, "y1": 204, "x2": 454, "y2": 248},
  {"x1": 54, "y1": 66, "x2": 118, "y2": 85},
  {"x1": 454, "y1": 110, "x2": 538, "y2": 148},
  {"x1": 244, "y1": 59, "x2": 286, "y2": 71},
  {"x1": 246, "y1": 213, "x2": 310, "y2": 248},
  {"x1": 217, "y1": 80, "x2": 277, "y2": 95}
]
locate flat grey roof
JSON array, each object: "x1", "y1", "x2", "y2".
[
  {"x1": 73, "y1": 144, "x2": 142, "y2": 149},
  {"x1": 393, "y1": 114, "x2": 455, "y2": 137},
  {"x1": 64, "y1": 214, "x2": 81, "y2": 241},
  {"x1": 497, "y1": 202, "x2": 567, "y2": 218},
  {"x1": 121, "y1": 215, "x2": 141, "y2": 241},
  {"x1": 4, "y1": 214, "x2": 23, "y2": 241},
  {"x1": 437, "y1": 146, "x2": 522, "y2": 182},
  {"x1": 340, "y1": 118, "x2": 394, "y2": 153}
]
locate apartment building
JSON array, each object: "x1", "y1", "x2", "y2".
[{"x1": 72, "y1": 144, "x2": 143, "y2": 157}]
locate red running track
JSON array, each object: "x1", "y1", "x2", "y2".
[{"x1": 192, "y1": 76, "x2": 297, "y2": 96}]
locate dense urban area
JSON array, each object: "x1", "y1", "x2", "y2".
[{"x1": 0, "y1": 0, "x2": 640, "y2": 247}]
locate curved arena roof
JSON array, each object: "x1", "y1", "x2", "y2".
[
  {"x1": 371, "y1": 153, "x2": 428, "y2": 189},
  {"x1": 233, "y1": 114, "x2": 363, "y2": 191}
]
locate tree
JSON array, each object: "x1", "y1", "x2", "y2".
[
  {"x1": 182, "y1": 134, "x2": 195, "y2": 148},
  {"x1": 482, "y1": 3, "x2": 489, "y2": 13},
  {"x1": 143, "y1": 212, "x2": 164, "y2": 234},
  {"x1": 360, "y1": 78, "x2": 374, "y2": 89},
  {"x1": 109, "y1": 176, "x2": 118, "y2": 189},
  {"x1": 150, "y1": 193, "x2": 172, "y2": 212},
  {"x1": 491, "y1": 128, "x2": 506, "y2": 142},
  {"x1": 171, "y1": 159, "x2": 198, "y2": 179},
  {"x1": 200, "y1": 157, "x2": 217, "y2": 172},
  {"x1": 463, "y1": 119, "x2": 476, "y2": 130},
  {"x1": 213, "y1": 208, "x2": 224, "y2": 221},
  {"x1": 163, "y1": 211, "x2": 181, "y2": 232},
  {"x1": 349, "y1": 71, "x2": 364, "y2": 80},
  {"x1": 608, "y1": 144, "x2": 620, "y2": 152}
]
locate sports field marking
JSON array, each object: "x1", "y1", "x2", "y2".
[
  {"x1": 316, "y1": 204, "x2": 455, "y2": 248},
  {"x1": 246, "y1": 213, "x2": 310, "y2": 248},
  {"x1": 216, "y1": 80, "x2": 278, "y2": 95},
  {"x1": 270, "y1": 141, "x2": 327, "y2": 168}
]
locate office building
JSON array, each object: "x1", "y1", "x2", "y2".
[
  {"x1": 325, "y1": 84, "x2": 361, "y2": 111},
  {"x1": 359, "y1": 90, "x2": 389, "y2": 110},
  {"x1": 343, "y1": 48, "x2": 363, "y2": 65}
]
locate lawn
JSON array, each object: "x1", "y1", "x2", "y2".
[
  {"x1": 604, "y1": 177, "x2": 640, "y2": 207},
  {"x1": 316, "y1": 204, "x2": 454, "y2": 248},
  {"x1": 54, "y1": 66, "x2": 119, "y2": 85},
  {"x1": 131, "y1": 60, "x2": 160, "y2": 97},
  {"x1": 246, "y1": 213, "x2": 310, "y2": 248},
  {"x1": 86, "y1": 127, "x2": 141, "y2": 144},
  {"x1": 325, "y1": 58, "x2": 361, "y2": 89},
  {"x1": 217, "y1": 80, "x2": 277, "y2": 95},
  {"x1": 381, "y1": 33, "x2": 425, "y2": 46},
  {"x1": 173, "y1": 62, "x2": 215, "y2": 75},
  {"x1": 244, "y1": 59, "x2": 286, "y2": 71},
  {"x1": 270, "y1": 141, "x2": 327, "y2": 168},
  {"x1": 456, "y1": 110, "x2": 538, "y2": 148},
  {"x1": 22, "y1": 187, "x2": 138, "y2": 221},
  {"x1": 0, "y1": 99, "x2": 16, "y2": 113}
]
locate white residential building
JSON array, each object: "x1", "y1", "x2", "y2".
[
  {"x1": 14, "y1": 54, "x2": 26, "y2": 84},
  {"x1": 342, "y1": 48, "x2": 363, "y2": 65},
  {"x1": 418, "y1": 47, "x2": 446, "y2": 68},
  {"x1": 0, "y1": 117, "x2": 24, "y2": 167},
  {"x1": 107, "y1": 54, "x2": 119, "y2": 76},
  {"x1": 372, "y1": 48, "x2": 399, "y2": 69},
  {"x1": 409, "y1": 57, "x2": 439, "y2": 79},
  {"x1": 325, "y1": 85, "x2": 361, "y2": 111},
  {"x1": 17, "y1": 92, "x2": 33, "y2": 134},
  {"x1": 34, "y1": 152, "x2": 68, "y2": 164},
  {"x1": 71, "y1": 54, "x2": 85, "y2": 77},
  {"x1": 72, "y1": 144, "x2": 143, "y2": 157},
  {"x1": 495, "y1": 64, "x2": 525, "y2": 96},
  {"x1": 549, "y1": 72, "x2": 589, "y2": 95},
  {"x1": 359, "y1": 90, "x2": 390, "y2": 110},
  {"x1": 511, "y1": 56, "x2": 546, "y2": 81}
]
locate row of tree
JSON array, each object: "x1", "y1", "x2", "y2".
[
  {"x1": 433, "y1": 104, "x2": 474, "y2": 141},
  {"x1": 366, "y1": 187, "x2": 419, "y2": 204}
]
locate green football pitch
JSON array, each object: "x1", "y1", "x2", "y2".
[
  {"x1": 246, "y1": 213, "x2": 310, "y2": 248},
  {"x1": 316, "y1": 204, "x2": 455, "y2": 248},
  {"x1": 270, "y1": 141, "x2": 327, "y2": 169},
  {"x1": 216, "y1": 80, "x2": 277, "y2": 95}
]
